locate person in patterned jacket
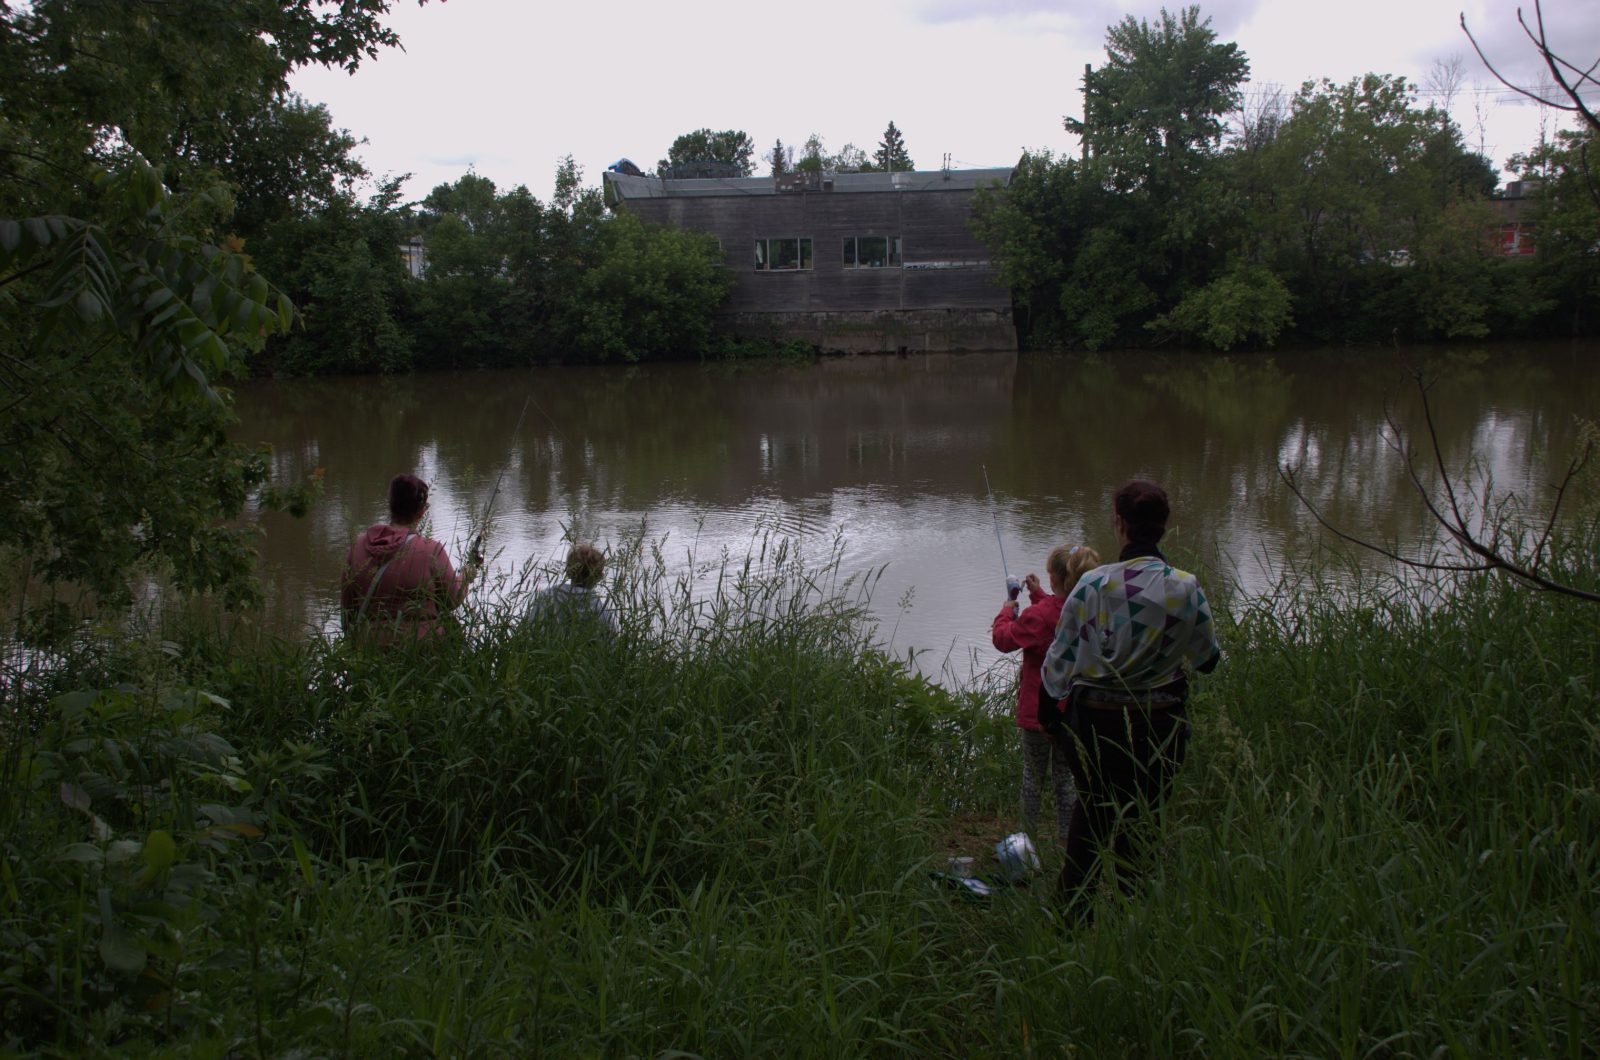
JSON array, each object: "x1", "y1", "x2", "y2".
[{"x1": 1041, "y1": 479, "x2": 1221, "y2": 909}]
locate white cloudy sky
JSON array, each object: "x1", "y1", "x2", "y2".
[{"x1": 291, "y1": 0, "x2": 1599, "y2": 202}]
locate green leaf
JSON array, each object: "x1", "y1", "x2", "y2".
[
  {"x1": 59, "y1": 781, "x2": 90, "y2": 812},
  {"x1": 0, "y1": 220, "x2": 19, "y2": 255},
  {"x1": 192, "y1": 276, "x2": 217, "y2": 318},
  {"x1": 58, "y1": 842, "x2": 106, "y2": 864},
  {"x1": 142, "y1": 830, "x2": 178, "y2": 878},
  {"x1": 292, "y1": 834, "x2": 317, "y2": 887},
  {"x1": 129, "y1": 163, "x2": 164, "y2": 214},
  {"x1": 142, "y1": 286, "x2": 175, "y2": 312},
  {"x1": 100, "y1": 921, "x2": 148, "y2": 975},
  {"x1": 74, "y1": 288, "x2": 102, "y2": 322},
  {"x1": 216, "y1": 773, "x2": 253, "y2": 795}
]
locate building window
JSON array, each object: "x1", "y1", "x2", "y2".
[
  {"x1": 843, "y1": 235, "x2": 902, "y2": 269},
  {"x1": 755, "y1": 237, "x2": 813, "y2": 271}
]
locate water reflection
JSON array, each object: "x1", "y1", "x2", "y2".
[{"x1": 235, "y1": 343, "x2": 1600, "y2": 681}]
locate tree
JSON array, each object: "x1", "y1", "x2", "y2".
[
  {"x1": 408, "y1": 171, "x2": 549, "y2": 369},
  {"x1": 0, "y1": 1, "x2": 415, "y2": 613},
  {"x1": 1065, "y1": 6, "x2": 1246, "y2": 193},
  {"x1": 217, "y1": 93, "x2": 370, "y2": 238},
  {"x1": 251, "y1": 178, "x2": 417, "y2": 375},
  {"x1": 875, "y1": 121, "x2": 914, "y2": 171},
  {"x1": 1235, "y1": 74, "x2": 1500, "y2": 341},
  {"x1": 1148, "y1": 262, "x2": 1293, "y2": 349},
  {"x1": 1060, "y1": 7, "x2": 1249, "y2": 344},
  {"x1": 766, "y1": 139, "x2": 792, "y2": 177},
  {"x1": 833, "y1": 144, "x2": 874, "y2": 173},
  {"x1": 974, "y1": 10, "x2": 1248, "y2": 350},
  {"x1": 657, "y1": 128, "x2": 756, "y2": 177},
  {"x1": 1510, "y1": 131, "x2": 1600, "y2": 333},
  {"x1": 569, "y1": 211, "x2": 734, "y2": 362},
  {"x1": 1278, "y1": 3, "x2": 1600, "y2": 607},
  {"x1": 794, "y1": 134, "x2": 828, "y2": 173},
  {"x1": 0, "y1": 162, "x2": 304, "y2": 612},
  {"x1": 0, "y1": 1, "x2": 409, "y2": 214},
  {"x1": 971, "y1": 150, "x2": 1145, "y2": 349}
]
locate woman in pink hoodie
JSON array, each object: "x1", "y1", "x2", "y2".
[
  {"x1": 991, "y1": 544, "x2": 1100, "y2": 845},
  {"x1": 340, "y1": 474, "x2": 479, "y2": 642}
]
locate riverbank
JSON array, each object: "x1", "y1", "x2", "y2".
[{"x1": 3, "y1": 533, "x2": 1597, "y2": 1055}]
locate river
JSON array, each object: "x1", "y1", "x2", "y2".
[{"x1": 235, "y1": 342, "x2": 1599, "y2": 682}]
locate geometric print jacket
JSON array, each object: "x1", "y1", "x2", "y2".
[{"x1": 1040, "y1": 553, "x2": 1221, "y2": 701}]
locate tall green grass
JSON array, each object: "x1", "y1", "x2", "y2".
[{"x1": 2, "y1": 525, "x2": 1597, "y2": 1056}]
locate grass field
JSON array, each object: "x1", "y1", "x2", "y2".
[{"x1": 3, "y1": 526, "x2": 1597, "y2": 1056}]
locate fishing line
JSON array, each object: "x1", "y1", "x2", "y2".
[
  {"x1": 980, "y1": 465, "x2": 1016, "y2": 594},
  {"x1": 474, "y1": 395, "x2": 532, "y2": 556},
  {"x1": 527, "y1": 391, "x2": 566, "y2": 443}
]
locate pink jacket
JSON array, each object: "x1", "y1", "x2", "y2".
[
  {"x1": 992, "y1": 588, "x2": 1065, "y2": 730},
  {"x1": 340, "y1": 524, "x2": 463, "y2": 641}
]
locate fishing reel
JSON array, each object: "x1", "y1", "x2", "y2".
[{"x1": 1006, "y1": 575, "x2": 1022, "y2": 601}]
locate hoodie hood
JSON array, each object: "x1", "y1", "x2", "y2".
[{"x1": 361, "y1": 523, "x2": 417, "y2": 561}]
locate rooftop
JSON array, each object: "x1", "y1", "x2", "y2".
[{"x1": 604, "y1": 166, "x2": 1014, "y2": 200}]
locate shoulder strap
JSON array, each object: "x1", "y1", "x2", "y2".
[{"x1": 357, "y1": 532, "x2": 417, "y2": 623}]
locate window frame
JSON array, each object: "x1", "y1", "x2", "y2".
[
  {"x1": 754, "y1": 236, "x2": 814, "y2": 271},
  {"x1": 842, "y1": 235, "x2": 903, "y2": 269}
]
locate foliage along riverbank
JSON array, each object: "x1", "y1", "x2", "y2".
[
  {"x1": 970, "y1": 10, "x2": 1598, "y2": 354},
  {"x1": 3, "y1": 522, "x2": 1598, "y2": 1055}
]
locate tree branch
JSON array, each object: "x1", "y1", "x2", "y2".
[
  {"x1": 0, "y1": 260, "x2": 52, "y2": 289},
  {"x1": 1282, "y1": 369, "x2": 1600, "y2": 604},
  {"x1": 1460, "y1": 3, "x2": 1600, "y2": 133},
  {"x1": 1525, "y1": 4, "x2": 1600, "y2": 132}
]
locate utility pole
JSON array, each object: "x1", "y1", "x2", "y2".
[{"x1": 1081, "y1": 63, "x2": 1092, "y2": 161}]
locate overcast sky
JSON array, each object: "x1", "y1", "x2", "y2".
[{"x1": 290, "y1": 0, "x2": 1599, "y2": 203}]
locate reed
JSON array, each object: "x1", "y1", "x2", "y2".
[{"x1": 1, "y1": 525, "x2": 1596, "y2": 1056}]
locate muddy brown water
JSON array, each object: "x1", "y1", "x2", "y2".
[{"x1": 235, "y1": 342, "x2": 1599, "y2": 682}]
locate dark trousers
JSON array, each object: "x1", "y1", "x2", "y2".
[{"x1": 1056, "y1": 703, "x2": 1189, "y2": 905}]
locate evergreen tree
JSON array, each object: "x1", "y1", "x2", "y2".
[
  {"x1": 768, "y1": 138, "x2": 790, "y2": 177},
  {"x1": 875, "y1": 121, "x2": 914, "y2": 171}
]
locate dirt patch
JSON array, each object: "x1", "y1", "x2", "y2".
[{"x1": 934, "y1": 810, "x2": 1012, "y2": 860}]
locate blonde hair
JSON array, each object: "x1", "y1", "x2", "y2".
[
  {"x1": 565, "y1": 543, "x2": 605, "y2": 589},
  {"x1": 1046, "y1": 544, "x2": 1101, "y2": 594}
]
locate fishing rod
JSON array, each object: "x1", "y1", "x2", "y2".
[
  {"x1": 980, "y1": 465, "x2": 1021, "y2": 601},
  {"x1": 472, "y1": 395, "x2": 532, "y2": 560}
]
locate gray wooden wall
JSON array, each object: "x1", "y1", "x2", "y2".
[{"x1": 628, "y1": 188, "x2": 1010, "y2": 315}]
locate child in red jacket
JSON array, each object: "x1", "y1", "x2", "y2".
[{"x1": 992, "y1": 544, "x2": 1100, "y2": 845}]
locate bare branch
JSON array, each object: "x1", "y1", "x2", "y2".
[
  {"x1": 1524, "y1": 4, "x2": 1600, "y2": 133},
  {"x1": 1460, "y1": 4, "x2": 1600, "y2": 133},
  {"x1": 1521, "y1": 1, "x2": 1598, "y2": 89},
  {"x1": 1380, "y1": 399, "x2": 1460, "y2": 538},
  {"x1": 1279, "y1": 462, "x2": 1494, "y2": 574},
  {"x1": 1408, "y1": 365, "x2": 1478, "y2": 541},
  {"x1": 1529, "y1": 441, "x2": 1594, "y2": 574},
  {"x1": 1285, "y1": 368, "x2": 1600, "y2": 604},
  {"x1": 1460, "y1": 12, "x2": 1579, "y2": 113}
]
